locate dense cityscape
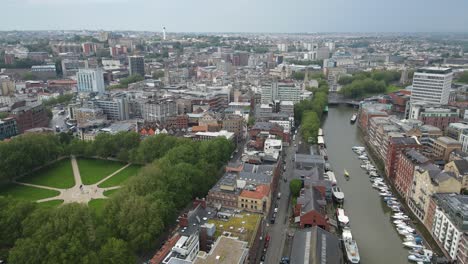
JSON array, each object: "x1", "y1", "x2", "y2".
[{"x1": 0, "y1": 16, "x2": 468, "y2": 264}]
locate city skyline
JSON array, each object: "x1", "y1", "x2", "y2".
[{"x1": 2, "y1": 0, "x2": 468, "y2": 33}]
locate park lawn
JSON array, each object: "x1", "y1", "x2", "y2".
[
  {"x1": 88, "y1": 199, "x2": 107, "y2": 216},
  {"x1": 98, "y1": 165, "x2": 141, "y2": 188},
  {"x1": 0, "y1": 184, "x2": 60, "y2": 201},
  {"x1": 103, "y1": 189, "x2": 120, "y2": 197},
  {"x1": 37, "y1": 199, "x2": 64, "y2": 207},
  {"x1": 77, "y1": 158, "x2": 127, "y2": 185},
  {"x1": 19, "y1": 159, "x2": 75, "y2": 189}
]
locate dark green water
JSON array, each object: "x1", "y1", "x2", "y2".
[{"x1": 323, "y1": 105, "x2": 410, "y2": 264}]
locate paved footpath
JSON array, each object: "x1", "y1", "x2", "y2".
[{"x1": 15, "y1": 156, "x2": 128, "y2": 204}]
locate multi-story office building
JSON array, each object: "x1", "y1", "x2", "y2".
[
  {"x1": 410, "y1": 67, "x2": 453, "y2": 105},
  {"x1": 446, "y1": 123, "x2": 468, "y2": 153},
  {"x1": 76, "y1": 68, "x2": 105, "y2": 94},
  {"x1": 74, "y1": 107, "x2": 106, "y2": 125},
  {"x1": 279, "y1": 101, "x2": 294, "y2": 116},
  {"x1": 10, "y1": 102, "x2": 49, "y2": 133},
  {"x1": 93, "y1": 97, "x2": 129, "y2": 121},
  {"x1": 62, "y1": 59, "x2": 88, "y2": 77},
  {"x1": 140, "y1": 98, "x2": 176, "y2": 122},
  {"x1": 0, "y1": 117, "x2": 18, "y2": 140},
  {"x1": 261, "y1": 82, "x2": 300, "y2": 104},
  {"x1": 428, "y1": 136, "x2": 462, "y2": 162},
  {"x1": 408, "y1": 102, "x2": 459, "y2": 131},
  {"x1": 128, "y1": 55, "x2": 145, "y2": 77},
  {"x1": 222, "y1": 115, "x2": 244, "y2": 140},
  {"x1": 430, "y1": 194, "x2": 468, "y2": 262},
  {"x1": 31, "y1": 65, "x2": 57, "y2": 80}
]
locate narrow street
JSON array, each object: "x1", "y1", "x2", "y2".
[{"x1": 263, "y1": 136, "x2": 297, "y2": 264}]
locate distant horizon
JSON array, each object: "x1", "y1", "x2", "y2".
[
  {"x1": 1, "y1": 30, "x2": 468, "y2": 35},
  {"x1": 2, "y1": 0, "x2": 468, "y2": 33}
]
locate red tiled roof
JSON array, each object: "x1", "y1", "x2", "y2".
[{"x1": 240, "y1": 184, "x2": 270, "y2": 200}]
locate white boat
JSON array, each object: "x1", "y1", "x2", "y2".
[
  {"x1": 383, "y1": 197, "x2": 397, "y2": 202},
  {"x1": 342, "y1": 228, "x2": 360, "y2": 263},
  {"x1": 398, "y1": 229, "x2": 411, "y2": 236},
  {"x1": 408, "y1": 254, "x2": 430, "y2": 262},
  {"x1": 352, "y1": 146, "x2": 365, "y2": 151},
  {"x1": 325, "y1": 171, "x2": 337, "y2": 186},
  {"x1": 336, "y1": 208, "x2": 350, "y2": 228},
  {"x1": 391, "y1": 206, "x2": 401, "y2": 212},
  {"x1": 358, "y1": 155, "x2": 368, "y2": 160},
  {"x1": 379, "y1": 192, "x2": 393, "y2": 197},
  {"x1": 403, "y1": 241, "x2": 424, "y2": 249},
  {"x1": 332, "y1": 186, "x2": 344, "y2": 203},
  {"x1": 394, "y1": 220, "x2": 407, "y2": 225},
  {"x1": 392, "y1": 215, "x2": 409, "y2": 220},
  {"x1": 350, "y1": 114, "x2": 357, "y2": 123},
  {"x1": 409, "y1": 249, "x2": 433, "y2": 259},
  {"x1": 387, "y1": 200, "x2": 400, "y2": 206}
]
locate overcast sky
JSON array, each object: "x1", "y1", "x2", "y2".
[{"x1": 2, "y1": 0, "x2": 468, "y2": 32}]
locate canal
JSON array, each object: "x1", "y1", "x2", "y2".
[{"x1": 323, "y1": 105, "x2": 411, "y2": 264}]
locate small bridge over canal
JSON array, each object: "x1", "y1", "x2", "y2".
[{"x1": 328, "y1": 93, "x2": 361, "y2": 107}]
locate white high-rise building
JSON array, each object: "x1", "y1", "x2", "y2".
[
  {"x1": 77, "y1": 68, "x2": 105, "y2": 94},
  {"x1": 410, "y1": 67, "x2": 453, "y2": 105},
  {"x1": 261, "y1": 82, "x2": 300, "y2": 104},
  {"x1": 277, "y1": 43, "x2": 288, "y2": 52}
]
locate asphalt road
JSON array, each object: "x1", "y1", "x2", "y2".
[
  {"x1": 262, "y1": 136, "x2": 297, "y2": 264},
  {"x1": 49, "y1": 109, "x2": 68, "y2": 132}
]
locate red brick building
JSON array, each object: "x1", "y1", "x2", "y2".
[
  {"x1": 394, "y1": 149, "x2": 430, "y2": 200},
  {"x1": 249, "y1": 122, "x2": 290, "y2": 142},
  {"x1": 294, "y1": 187, "x2": 329, "y2": 230},
  {"x1": 385, "y1": 90, "x2": 411, "y2": 113},
  {"x1": 165, "y1": 115, "x2": 189, "y2": 130},
  {"x1": 9, "y1": 101, "x2": 50, "y2": 133},
  {"x1": 385, "y1": 137, "x2": 422, "y2": 180}
]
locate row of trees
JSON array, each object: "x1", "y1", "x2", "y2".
[
  {"x1": 294, "y1": 82, "x2": 329, "y2": 144},
  {"x1": 339, "y1": 70, "x2": 401, "y2": 99},
  {"x1": 42, "y1": 94, "x2": 74, "y2": 107},
  {"x1": 108, "y1": 74, "x2": 145, "y2": 89},
  {"x1": 285, "y1": 59, "x2": 323, "y2": 66},
  {"x1": 1, "y1": 133, "x2": 235, "y2": 262}
]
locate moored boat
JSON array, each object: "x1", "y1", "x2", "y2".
[
  {"x1": 336, "y1": 208, "x2": 350, "y2": 228},
  {"x1": 403, "y1": 241, "x2": 424, "y2": 249},
  {"x1": 350, "y1": 113, "x2": 357, "y2": 123},
  {"x1": 342, "y1": 227, "x2": 360, "y2": 263},
  {"x1": 332, "y1": 186, "x2": 345, "y2": 203}
]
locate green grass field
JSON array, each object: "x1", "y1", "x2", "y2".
[
  {"x1": 19, "y1": 159, "x2": 75, "y2": 188},
  {"x1": 77, "y1": 158, "x2": 127, "y2": 185},
  {"x1": 0, "y1": 184, "x2": 60, "y2": 201},
  {"x1": 37, "y1": 199, "x2": 64, "y2": 207},
  {"x1": 103, "y1": 189, "x2": 119, "y2": 197},
  {"x1": 98, "y1": 165, "x2": 140, "y2": 188}
]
